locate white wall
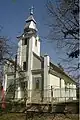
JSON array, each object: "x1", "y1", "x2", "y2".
[
  {"x1": 61, "y1": 79, "x2": 65, "y2": 88},
  {"x1": 27, "y1": 37, "x2": 33, "y2": 102},
  {"x1": 32, "y1": 74, "x2": 42, "y2": 90},
  {"x1": 17, "y1": 38, "x2": 28, "y2": 70},
  {"x1": 32, "y1": 54, "x2": 41, "y2": 70},
  {"x1": 32, "y1": 36, "x2": 40, "y2": 56},
  {"x1": 29, "y1": 21, "x2": 37, "y2": 31},
  {"x1": 69, "y1": 83, "x2": 76, "y2": 100},
  {"x1": 17, "y1": 39, "x2": 22, "y2": 66},
  {"x1": 49, "y1": 74, "x2": 60, "y2": 88},
  {"x1": 60, "y1": 79, "x2": 65, "y2": 101},
  {"x1": 49, "y1": 74, "x2": 77, "y2": 102},
  {"x1": 44, "y1": 55, "x2": 50, "y2": 100},
  {"x1": 73, "y1": 84, "x2": 76, "y2": 100},
  {"x1": 65, "y1": 83, "x2": 69, "y2": 100},
  {"x1": 4, "y1": 74, "x2": 7, "y2": 91},
  {"x1": 49, "y1": 74, "x2": 60, "y2": 98},
  {"x1": 21, "y1": 45, "x2": 27, "y2": 62}
]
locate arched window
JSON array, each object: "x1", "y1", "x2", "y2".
[
  {"x1": 23, "y1": 62, "x2": 27, "y2": 70},
  {"x1": 36, "y1": 79, "x2": 39, "y2": 89},
  {"x1": 35, "y1": 39, "x2": 37, "y2": 46}
]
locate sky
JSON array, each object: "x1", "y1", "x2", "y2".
[{"x1": 0, "y1": 0, "x2": 60, "y2": 65}]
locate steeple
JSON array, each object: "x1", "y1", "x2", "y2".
[{"x1": 24, "y1": 6, "x2": 37, "y2": 33}]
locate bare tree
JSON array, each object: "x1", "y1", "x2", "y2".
[
  {"x1": 46, "y1": 0, "x2": 79, "y2": 81},
  {"x1": 0, "y1": 27, "x2": 15, "y2": 83},
  {"x1": 0, "y1": 37, "x2": 11, "y2": 64}
]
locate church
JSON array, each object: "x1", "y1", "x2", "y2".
[{"x1": 3, "y1": 8, "x2": 77, "y2": 103}]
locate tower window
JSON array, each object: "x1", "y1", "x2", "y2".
[
  {"x1": 22, "y1": 38, "x2": 27, "y2": 45},
  {"x1": 35, "y1": 39, "x2": 37, "y2": 46},
  {"x1": 23, "y1": 62, "x2": 27, "y2": 70}
]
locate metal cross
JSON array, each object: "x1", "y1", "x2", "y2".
[{"x1": 30, "y1": 6, "x2": 34, "y2": 15}]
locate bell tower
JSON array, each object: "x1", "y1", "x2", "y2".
[
  {"x1": 24, "y1": 6, "x2": 40, "y2": 57},
  {"x1": 17, "y1": 7, "x2": 41, "y2": 101},
  {"x1": 17, "y1": 7, "x2": 40, "y2": 71}
]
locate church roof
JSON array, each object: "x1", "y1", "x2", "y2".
[
  {"x1": 24, "y1": 7, "x2": 37, "y2": 32},
  {"x1": 25, "y1": 15, "x2": 36, "y2": 24},
  {"x1": 24, "y1": 15, "x2": 37, "y2": 31}
]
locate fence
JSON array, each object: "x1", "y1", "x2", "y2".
[{"x1": 0, "y1": 87, "x2": 78, "y2": 104}]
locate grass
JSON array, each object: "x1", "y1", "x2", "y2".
[{"x1": 0, "y1": 113, "x2": 79, "y2": 120}]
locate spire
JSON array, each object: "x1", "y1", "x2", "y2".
[
  {"x1": 24, "y1": 6, "x2": 37, "y2": 32},
  {"x1": 30, "y1": 6, "x2": 34, "y2": 15},
  {"x1": 25, "y1": 6, "x2": 36, "y2": 23}
]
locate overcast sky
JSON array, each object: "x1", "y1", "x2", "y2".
[{"x1": 0, "y1": 0, "x2": 60, "y2": 65}]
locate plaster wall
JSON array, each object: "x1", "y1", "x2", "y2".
[
  {"x1": 27, "y1": 37, "x2": 33, "y2": 102},
  {"x1": 33, "y1": 54, "x2": 41, "y2": 69},
  {"x1": 49, "y1": 74, "x2": 60, "y2": 88},
  {"x1": 32, "y1": 36, "x2": 40, "y2": 56},
  {"x1": 32, "y1": 74, "x2": 42, "y2": 90},
  {"x1": 49, "y1": 74, "x2": 60, "y2": 98},
  {"x1": 69, "y1": 84, "x2": 73, "y2": 98},
  {"x1": 17, "y1": 39, "x2": 22, "y2": 66},
  {"x1": 69, "y1": 83, "x2": 76, "y2": 100},
  {"x1": 65, "y1": 83, "x2": 70, "y2": 100},
  {"x1": 21, "y1": 45, "x2": 27, "y2": 62},
  {"x1": 31, "y1": 74, "x2": 42, "y2": 102},
  {"x1": 44, "y1": 55, "x2": 50, "y2": 100},
  {"x1": 4, "y1": 74, "x2": 7, "y2": 91},
  {"x1": 15, "y1": 86, "x2": 22, "y2": 99},
  {"x1": 61, "y1": 79, "x2": 65, "y2": 88},
  {"x1": 29, "y1": 21, "x2": 37, "y2": 30},
  {"x1": 73, "y1": 84, "x2": 76, "y2": 100},
  {"x1": 60, "y1": 79, "x2": 65, "y2": 101}
]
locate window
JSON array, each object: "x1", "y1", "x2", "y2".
[
  {"x1": 22, "y1": 38, "x2": 27, "y2": 45},
  {"x1": 36, "y1": 79, "x2": 39, "y2": 89},
  {"x1": 25, "y1": 81, "x2": 28, "y2": 88},
  {"x1": 35, "y1": 39, "x2": 37, "y2": 46},
  {"x1": 23, "y1": 62, "x2": 27, "y2": 70},
  {"x1": 24, "y1": 38, "x2": 27, "y2": 45},
  {"x1": 21, "y1": 81, "x2": 28, "y2": 90},
  {"x1": 60, "y1": 78, "x2": 61, "y2": 88},
  {"x1": 21, "y1": 82, "x2": 25, "y2": 90}
]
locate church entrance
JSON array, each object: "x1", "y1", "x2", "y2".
[{"x1": 32, "y1": 76, "x2": 42, "y2": 103}]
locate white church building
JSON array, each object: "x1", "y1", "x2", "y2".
[{"x1": 3, "y1": 8, "x2": 77, "y2": 103}]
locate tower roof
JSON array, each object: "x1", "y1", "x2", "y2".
[
  {"x1": 24, "y1": 7, "x2": 37, "y2": 32},
  {"x1": 25, "y1": 15, "x2": 36, "y2": 24}
]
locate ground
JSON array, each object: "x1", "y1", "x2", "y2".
[{"x1": 0, "y1": 113, "x2": 79, "y2": 120}]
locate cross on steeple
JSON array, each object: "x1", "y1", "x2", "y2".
[{"x1": 30, "y1": 6, "x2": 34, "y2": 15}]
